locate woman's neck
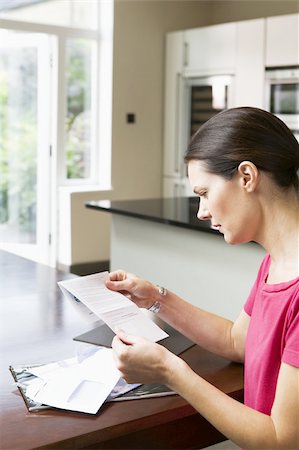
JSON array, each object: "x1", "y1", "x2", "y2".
[{"x1": 257, "y1": 190, "x2": 299, "y2": 283}]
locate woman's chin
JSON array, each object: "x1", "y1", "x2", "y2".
[
  {"x1": 224, "y1": 235, "x2": 235, "y2": 245},
  {"x1": 223, "y1": 232, "x2": 246, "y2": 246}
]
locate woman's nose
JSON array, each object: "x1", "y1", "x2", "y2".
[{"x1": 197, "y1": 199, "x2": 211, "y2": 221}]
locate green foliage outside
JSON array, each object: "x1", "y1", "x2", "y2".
[
  {"x1": 0, "y1": 39, "x2": 90, "y2": 238},
  {"x1": 0, "y1": 48, "x2": 37, "y2": 236},
  {"x1": 65, "y1": 39, "x2": 91, "y2": 179},
  {"x1": 0, "y1": 69, "x2": 8, "y2": 223}
]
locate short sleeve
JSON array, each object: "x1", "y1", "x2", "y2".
[
  {"x1": 282, "y1": 293, "x2": 299, "y2": 368},
  {"x1": 243, "y1": 254, "x2": 270, "y2": 317}
]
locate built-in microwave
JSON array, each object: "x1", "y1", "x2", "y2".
[{"x1": 265, "y1": 67, "x2": 299, "y2": 141}]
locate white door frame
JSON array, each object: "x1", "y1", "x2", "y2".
[{"x1": 0, "y1": 29, "x2": 53, "y2": 265}]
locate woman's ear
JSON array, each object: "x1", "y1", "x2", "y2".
[{"x1": 237, "y1": 161, "x2": 259, "y2": 192}]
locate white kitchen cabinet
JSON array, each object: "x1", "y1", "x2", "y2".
[
  {"x1": 183, "y1": 22, "x2": 237, "y2": 75},
  {"x1": 163, "y1": 177, "x2": 194, "y2": 198},
  {"x1": 163, "y1": 24, "x2": 238, "y2": 197},
  {"x1": 266, "y1": 14, "x2": 299, "y2": 67},
  {"x1": 234, "y1": 18, "x2": 265, "y2": 107},
  {"x1": 163, "y1": 178, "x2": 182, "y2": 198},
  {"x1": 163, "y1": 14, "x2": 299, "y2": 198},
  {"x1": 163, "y1": 31, "x2": 185, "y2": 179}
]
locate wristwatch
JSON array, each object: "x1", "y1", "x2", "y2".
[{"x1": 148, "y1": 285, "x2": 166, "y2": 313}]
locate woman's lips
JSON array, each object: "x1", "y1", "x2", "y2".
[{"x1": 211, "y1": 224, "x2": 222, "y2": 231}]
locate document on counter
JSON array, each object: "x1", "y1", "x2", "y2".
[
  {"x1": 24, "y1": 347, "x2": 121, "y2": 414},
  {"x1": 9, "y1": 347, "x2": 171, "y2": 414},
  {"x1": 58, "y1": 272, "x2": 168, "y2": 342}
]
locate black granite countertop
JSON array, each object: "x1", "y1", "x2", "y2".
[{"x1": 86, "y1": 197, "x2": 220, "y2": 236}]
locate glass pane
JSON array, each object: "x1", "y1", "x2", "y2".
[
  {"x1": 65, "y1": 38, "x2": 94, "y2": 179},
  {"x1": 0, "y1": 0, "x2": 98, "y2": 30},
  {"x1": 0, "y1": 33, "x2": 37, "y2": 244},
  {"x1": 270, "y1": 84, "x2": 299, "y2": 115},
  {"x1": 190, "y1": 84, "x2": 228, "y2": 137}
]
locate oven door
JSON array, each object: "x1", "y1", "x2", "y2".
[
  {"x1": 185, "y1": 75, "x2": 233, "y2": 138},
  {"x1": 265, "y1": 68, "x2": 299, "y2": 140}
]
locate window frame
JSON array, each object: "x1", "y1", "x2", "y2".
[
  {"x1": 0, "y1": 2, "x2": 113, "y2": 188},
  {"x1": 0, "y1": 2, "x2": 113, "y2": 266}
]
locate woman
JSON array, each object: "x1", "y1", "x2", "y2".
[{"x1": 106, "y1": 107, "x2": 299, "y2": 449}]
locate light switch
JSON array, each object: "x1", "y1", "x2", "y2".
[{"x1": 126, "y1": 113, "x2": 135, "y2": 124}]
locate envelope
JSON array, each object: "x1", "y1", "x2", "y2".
[{"x1": 26, "y1": 348, "x2": 120, "y2": 414}]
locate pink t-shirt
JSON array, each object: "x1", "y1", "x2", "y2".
[{"x1": 244, "y1": 254, "x2": 299, "y2": 415}]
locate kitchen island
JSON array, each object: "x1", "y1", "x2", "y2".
[{"x1": 86, "y1": 197, "x2": 265, "y2": 320}]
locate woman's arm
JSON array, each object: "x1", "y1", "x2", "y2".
[
  {"x1": 156, "y1": 289, "x2": 249, "y2": 363},
  {"x1": 106, "y1": 271, "x2": 248, "y2": 363},
  {"x1": 170, "y1": 359, "x2": 299, "y2": 450},
  {"x1": 113, "y1": 333, "x2": 299, "y2": 450}
]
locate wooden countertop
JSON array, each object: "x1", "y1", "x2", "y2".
[{"x1": 0, "y1": 250, "x2": 243, "y2": 450}]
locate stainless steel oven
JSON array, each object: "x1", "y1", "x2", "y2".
[{"x1": 265, "y1": 67, "x2": 299, "y2": 141}]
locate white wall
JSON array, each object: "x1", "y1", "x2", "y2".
[
  {"x1": 58, "y1": 188, "x2": 113, "y2": 268},
  {"x1": 209, "y1": 0, "x2": 299, "y2": 24},
  {"x1": 111, "y1": 0, "x2": 212, "y2": 201}
]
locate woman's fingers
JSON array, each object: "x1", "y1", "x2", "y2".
[{"x1": 107, "y1": 270, "x2": 127, "y2": 282}]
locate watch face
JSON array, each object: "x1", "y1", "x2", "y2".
[{"x1": 158, "y1": 286, "x2": 167, "y2": 296}]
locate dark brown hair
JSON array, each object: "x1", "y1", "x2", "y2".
[{"x1": 184, "y1": 107, "x2": 299, "y2": 190}]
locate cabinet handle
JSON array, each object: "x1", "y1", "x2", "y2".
[
  {"x1": 183, "y1": 42, "x2": 189, "y2": 67},
  {"x1": 174, "y1": 73, "x2": 181, "y2": 174}
]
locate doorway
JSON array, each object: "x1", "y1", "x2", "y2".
[{"x1": 0, "y1": 29, "x2": 53, "y2": 264}]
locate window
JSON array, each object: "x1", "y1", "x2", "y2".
[
  {"x1": 65, "y1": 38, "x2": 96, "y2": 180},
  {"x1": 0, "y1": 0, "x2": 113, "y2": 264},
  {"x1": 0, "y1": 29, "x2": 51, "y2": 263}
]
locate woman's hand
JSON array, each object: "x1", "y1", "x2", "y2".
[
  {"x1": 112, "y1": 330, "x2": 178, "y2": 385},
  {"x1": 106, "y1": 270, "x2": 158, "y2": 309}
]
